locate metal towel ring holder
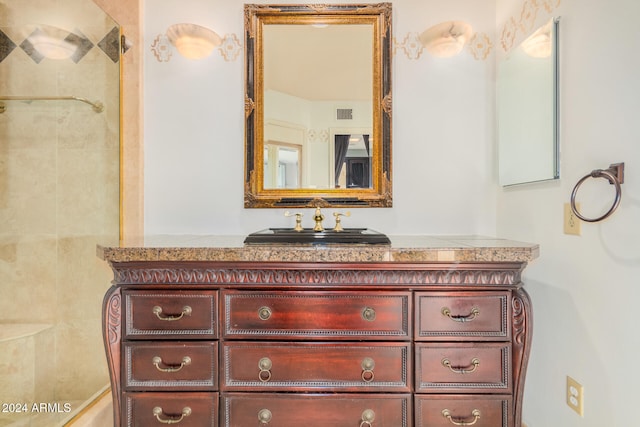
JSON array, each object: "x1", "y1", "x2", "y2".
[{"x1": 570, "y1": 163, "x2": 624, "y2": 223}]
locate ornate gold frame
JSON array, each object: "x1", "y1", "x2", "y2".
[{"x1": 244, "y1": 3, "x2": 392, "y2": 208}]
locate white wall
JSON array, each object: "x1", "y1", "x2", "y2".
[
  {"x1": 496, "y1": 0, "x2": 640, "y2": 426},
  {"x1": 144, "y1": 0, "x2": 497, "y2": 235},
  {"x1": 143, "y1": 1, "x2": 640, "y2": 425}
]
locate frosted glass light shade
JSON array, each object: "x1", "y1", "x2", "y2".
[
  {"x1": 521, "y1": 20, "x2": 552, "y2": 58},
  {"x1": 419, "y1": 21, "x2": 473, "y2": 58},
  {"x1": 27, "y1": 26, "x2": 76, "y2": 60},
  {"x1": 166, "y1": 23, "x2": 222, "y2": 59}
]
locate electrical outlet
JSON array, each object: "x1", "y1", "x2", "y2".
[
  {"x1": 566, "y1": 376, "x2": 584, "y2": 416},
  {"x1": 564, "y1": 203, "x2": 581, "y2": 235}
]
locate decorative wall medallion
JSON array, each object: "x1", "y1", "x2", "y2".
[
  {"x1": 308, "y1": 129, "x2": 329, "y2": 144},
  {"x1": 152, "y1": 33, "x2": 241, "y2": 62},
  {"x1": 219, "y1": 34, "x2": 242, "y2": 61},
  {"x1": 394, "y1": 33, "x2": 423, "y2": 60},
  {"x1": 395, "y1": 30, "x2": 493, "y2": 61},
  {"x1": 542, "y1": 0, "x2": 561, "y2": 13},
  {"x1": 468, "y1": 32, "x2": 493, "y2": 60},
  {"x1": 151, "y1": 34, "x2": 172, "y2": 62},
  {"x1": 500, "y1": 17, "x2": 518, "y2": 52},
  {"x1": 518, "y1": 0, "x2": 540, "y2": 33},
  {"x1": 501, "y1": 0, "x2": 561, "y2": 53}
]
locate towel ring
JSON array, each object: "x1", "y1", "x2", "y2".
[{"x1": 570, "y1": 163, "x2": 624, "y2": 223}]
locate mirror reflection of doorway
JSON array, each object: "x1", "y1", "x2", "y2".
[
  {"x1": 346, "y1": 157, "x2": 370, "y2": 188},
  {"x1": 334, "y1": 134, "x2": 372, "y2": 188},
  {"x1": 264, "y1": 142, "x2": 302, "y2": 189}
]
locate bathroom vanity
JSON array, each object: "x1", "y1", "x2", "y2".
[{"x1": 99, "y1": 235, "x2": 537, "y2": 427}]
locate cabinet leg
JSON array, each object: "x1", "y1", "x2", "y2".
[
  {"x1": 512, "y1": 287, "x2": 533, "y2": 427},
  {"x1": 102, "y1": 285, "x2": 122, "y2": 427}
]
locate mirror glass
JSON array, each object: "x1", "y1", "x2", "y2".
[
  {"x1": 498, "y1": 18, "x2": 559, "y2": 186},
  {"x1": 244, "y1": 4, "x2": 392, "y2": 208}
]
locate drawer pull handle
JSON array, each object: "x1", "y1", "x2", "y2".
[
  {"x1": 152, "y1": 406, "x2": 191, "y2": 424},
  {"x1": 362, "y1": 307, "x2": 376, "y2": 322},
  {"x1": 442, "y1": 409, "x2": 481, "y2": 426},
  {"x1": 152, "y1": 305, "x2": 192, "y2": 321},
  {"x1": 360, "y1": 409, "x2": 376, "y2": 427},
  {"x1": 361, "y1": 357, "x2": 375, "y2": 382},
  {"x1": 258, "y1": 306, "x2": 272, "y2": 320},
  {"x1": 152, "y1": 356, "x2": 191, "y2": 373},
  {"x1": 441, "y1": 307, "x2": 479, "y2": 323},
  {"x1": 258, "y1": 408, "x2": 272, "y2": 424},
  {"x1": 442, "y1": 357, "x2": 480, "y2": 374},
  {"x1": 258, "y1": 357, "x2": 272, "y2": 382}
]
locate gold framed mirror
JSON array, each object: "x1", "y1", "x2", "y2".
[{"x1": 244, "y1": 3, "x2": 392, "y2": 208}]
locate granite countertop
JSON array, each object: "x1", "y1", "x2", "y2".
[{"x1": 97, "y1": 235, "x2": 539, "y2": 264}]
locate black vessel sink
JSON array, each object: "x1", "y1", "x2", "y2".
[{"x1": 244, "y1": 228, "x2": 391, "y2": 245}]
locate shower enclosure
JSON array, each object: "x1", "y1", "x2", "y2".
[{"x1": 0, "y1": 0, "x2": 120, "y2": 425}]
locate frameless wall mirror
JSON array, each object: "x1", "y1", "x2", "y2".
[
  {"x1": 244, "y1": 3, "x2": 392, "y2": 208},
  {"x1": 498, "y1": 18, "x2": 560, "y2": 186}
]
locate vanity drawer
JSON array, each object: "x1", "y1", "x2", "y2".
[
  {"x1": 415, "y1": 343, "x2": 511, "y2": 393},
  {"x1": 222, "y1": 341, "x2": 410, "y2": 392},
  {"x1": 222, "y1": 392, "x2": 412, "y2": 427},
  {"x1": 123, "y1": 392, "x2": 218, "y2": 427},
  {"x1": 123, "y1": 342, "x2": 218, "y2": 390},
  {"x1": 414, "y1": 395, "x2": 512, "y2": 427},
  {"x1": 124, "y1": 290, "x2": 218, "y2": 339},
  {"x1": 415, "y1": 291, "x2": 510, "y2": 341},
  {"x1": 222, "y1": 290, "x2": 410, "y2": 340}
]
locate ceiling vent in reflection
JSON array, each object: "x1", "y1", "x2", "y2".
[{"x1": 336, "y1": 108, "x2": 353, "y2": 120}]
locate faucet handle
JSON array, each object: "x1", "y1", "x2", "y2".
[
  {"x1": 332, "y1": 211, "x2": 351, "y2": 232},
  {"x1": 284, "y1": 211, "x2": 304, "y2": 231}
]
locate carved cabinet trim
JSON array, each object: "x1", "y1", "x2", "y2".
[{"x1": 102, "y1": 261, "x2": 532, "y2": 426}]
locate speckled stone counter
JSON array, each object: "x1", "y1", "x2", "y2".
[{"x1": 97, "y1": 235, "x2": 539, "y2": 264}]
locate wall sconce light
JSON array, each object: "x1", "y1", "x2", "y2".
[
  {"x1": 166, "y1": 23, "x2": 222, "y2": 59},
  {"x1": 419, "y1": 21, "x2": 473, "y2": 58},
  {"x1": 26, "y1": 26, "x2": 77, "y2": 60},
  {"x1": 521, "y1": 20, "x2": 552, "y2": 58}
]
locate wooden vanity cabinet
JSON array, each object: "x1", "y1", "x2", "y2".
[{"x1": 102, "y1": 261, "x2": 532, "y2": 427}]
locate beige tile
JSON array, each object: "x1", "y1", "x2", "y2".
[
  {"x1": 0, "y1": 149, "x2": 57, "y2": 235},
  {"x1": 1, "y1": 0, "x2": 134, "y2": 413},
  {"x1": 0, "y1": 332, "x2": 36, "y2": 403},
  {"x1": 0, "y1": 236, "x2": 57, "y2": 322},
  {"x1": 55, "y1": 320, "x2": 109, "y2": 401},
  {"x1": 57, "y1": 236, "x2": 115, "y2": 320},
  {"x1": 33, "y1": 326, "x2": 56, "y2": 402},
  {"x1": 57, "y1": 149, "x2": 119, "y2": 236}
]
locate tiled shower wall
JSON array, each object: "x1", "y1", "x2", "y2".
[{"x1": 0, "y1": 0, "x2": 120, "y2": 404}]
